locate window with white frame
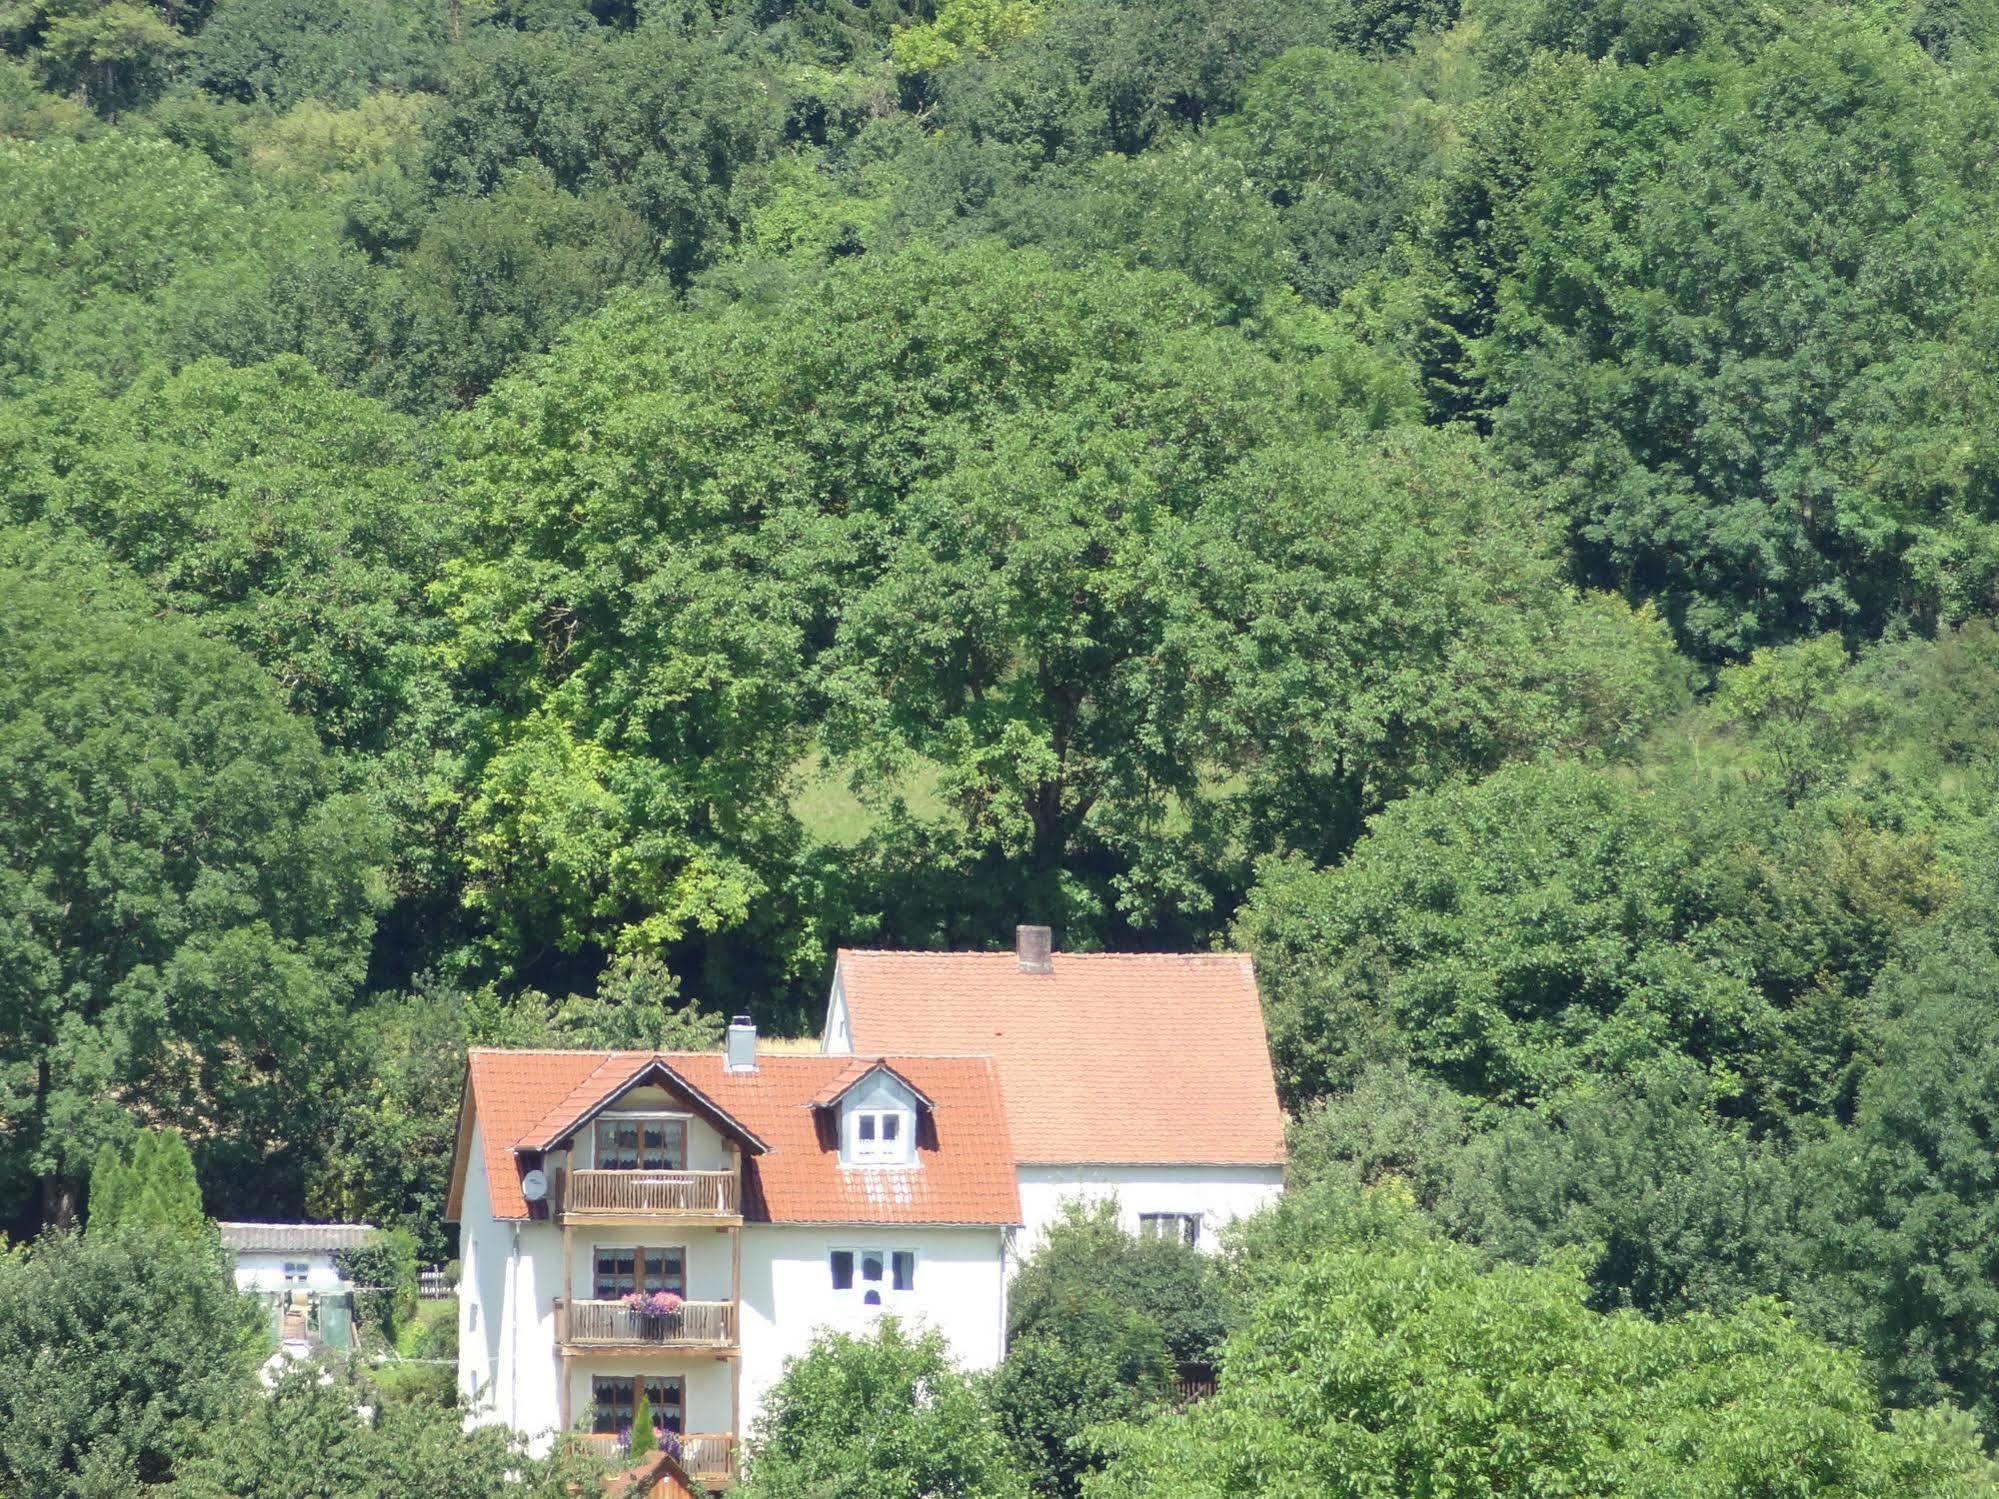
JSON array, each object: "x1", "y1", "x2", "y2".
[
  {"x1": 847, "y1": 1108, "x2": 911, "y2": 1165},
  {"x1": 282, "y1": 1261, "x2": 310, "y2": 1285},
  {"x1": 1138, "y1": 1212, "x2": 1201, "y2": 1247},
  {"x1": 829, "y1": 1248, "x2": 916, "y2": 1306}
]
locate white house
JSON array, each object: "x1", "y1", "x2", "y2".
[
  {"x1": 218, "y1": 1221, "x2": 375, "y2": 1356},
  {"x1": 218, "y1": 1221, "x2": 379, "y2": 1294},
  {"x1": 445, "y1": 1033, "x2": 1019, "y2": 1482},
  {"x1": 824, "y1": 927, "x2": 1289, "y2": 1254},
  {"x1": 449, "y1": 930, "x2": 1287, "y2": 1484}
]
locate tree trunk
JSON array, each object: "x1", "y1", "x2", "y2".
[{"x1": 41, "y1": 1173, "x2": 77, "y2": 1231}]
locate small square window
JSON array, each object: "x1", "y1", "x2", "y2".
[
  {"x1": 849, "y1": 1108, "x2": 911, "y2": 1164},
  {"x1": 1139, "y1": 1213, "x2": 1201, "y2": 1247},
  {"x1": 283, "y1": 1261, "x2": 310, "y2": 1285}
]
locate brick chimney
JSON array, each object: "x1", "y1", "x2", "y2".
[{"x1": 1015, "y1": 924, "x2": 1053, "y2": 974}]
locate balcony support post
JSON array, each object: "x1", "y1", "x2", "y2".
[
  {"x1": 730, "y1": 1235, "x2": 742, "y2": 1469},
  {"x1": 558, "y1": 1349, "x2": 571, "y2": 1433}
]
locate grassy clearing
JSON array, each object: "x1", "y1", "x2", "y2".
[{"x1": 789, "y1": 748, "x2": 949, "y2": 847}]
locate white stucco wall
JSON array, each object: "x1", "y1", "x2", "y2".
[
  {"x1": 461, "y1": 1207, "x2": 1008, "y2": 1448},
  {"x1": 738, "y1": 1225, "x2": 1008, "y2": 1426},
  {"x1": 821, "y1": 975, "x2": 852, "y2": 1053},
  {"x1": 232, "y1": 1250, "x2": 349, "y2": 1293},
  {"x1": 1013, "y1": 1163, "x2": 1285, "y2": 1257}
]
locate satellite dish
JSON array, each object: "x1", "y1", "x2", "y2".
[{"x1": 520, "y1": 1169, "x2": 548, "y2": 1204}]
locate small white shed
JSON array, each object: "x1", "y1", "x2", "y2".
[{"x1": 218, "y1": 1221, "x2": 378, "y2": 1293}]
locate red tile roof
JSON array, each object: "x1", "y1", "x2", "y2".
[
  {"x1": 834, "y1": 950, "x2": 1287, "y2": 1167},
  {"x1": 451, "y1": 1049, "x2": 1020, "y2": 1227}
]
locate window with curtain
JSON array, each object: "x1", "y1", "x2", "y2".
[
  {"x1": 590, "y1": 1375, "x2": 685, "y2": 1436},
  {"x1": 594, "y1": 1116, "x2": 686, "y2": 1170},
  {"x1": 593, "y1": 1245, "x2": 686, "y2": 1299}
]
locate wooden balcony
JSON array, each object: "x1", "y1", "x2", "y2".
[
  {"x1": 556, "y1": 1297, "x2": 737, "y2": 1351},
  {"x1": 580, "y1": 1430, "x2": 735, "y2": 1481},
  {"x1": 556, "y1": 1168, "x2": 740, "y2": 1222}
]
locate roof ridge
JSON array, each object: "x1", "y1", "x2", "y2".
[
  {"x1": 837, "y1": 948, "x2": 1250, "y2": 961},
  {"x1": 474, "y1": 1047, "x2": 1005, "y2": 1063}
]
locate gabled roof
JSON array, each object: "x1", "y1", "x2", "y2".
[
  {"x1": 521, "y1": 1054, "x2": 771, "y2": 1155},
  {"x1": 807, "y1": 1058, "x2": 937, "y2": 1112},
  {"x1": 832, "y1": 949, "x2": 1287, "y2": 1167},
  {"x1": 451, "y1": 1049, "x2": 1020, "y2": 1227}
]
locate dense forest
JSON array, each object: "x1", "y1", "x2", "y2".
[{"x1": 5, "y1": 0, "x2": 1999, "y2": 1488}]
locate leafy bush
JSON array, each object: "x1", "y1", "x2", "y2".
[
  {"x1": 742, "y1": 1319, "x2": 1025, "y2": 1499},
  {"x1": 336, "y1": 1228, "x2": 420, "y2": 1344},
  {"x1": 1009, "y1": 1201, "x2": 1226, "y2": 1365}
]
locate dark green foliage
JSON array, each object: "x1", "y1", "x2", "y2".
[
  {"x1": 378, "y1": 168, "x2": 657, "y2": 409},
  {"x1": 0, "y1": 133, "x2": 265, "y2": 396},
  {"x1": 421, "y1": 22, "x2": 782, "y2": 282},
  {"x1": 742, "y1": 1319, "x2": 1027, "y2": 1499},
  {"x1": 1009, "y1": 1201, "x2": 1226, "y2": 1365},
  {"x1": 1091, "y1": 1196, "x2": 1995, "y2": 1499},
  {"x1": 0, "y1": 1225, "x2": 261, "y2": 1497},
  {"x1": 1285, "y1": 1061, "x2": 1474, "y2": 1208},
  {"x1": 168, "y1": 1364, "x2": 607, "y2": 1498},
  {"x1": 0, "y1": 564, "x2": 385, "y2": 1223},
  {"x1": 1238, "y1": 763, "x2": 1761, "y2": 1108},
  {"x1": 0, "y1": 357, "x2": 446, "y2": 753},
  {"x1": 1437, "y1": 1063, "x2": 1804, "y2": 1317},
  {"x1": 1808, "y1": 899, "x2": 1999, "y2": 1438},
  {"x1": 190, "y1": 0, "x2": 444, "y2": 107},
  {"x1": 1213, "y1": 47, "x2": 1445, "y2": 306},
  {"x1": 991, "y1": 1298, "x2": 1173, "y2": 1499},
  {"x1": 335, "y1": 1227, "x2": 420, "y2": 1342},
  {"x1": 1465, "y1": 19, "x2": 1999, "y2": 656},
  {"x1": 1238, "y1": 756, "x2": 1955, "y2": 1120}
]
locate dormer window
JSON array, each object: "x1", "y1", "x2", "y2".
[
  {"x1": 850, "y1": 1109, "x2": 909, "y2": 1165},
  {"x1": 817, "y1": 1060, "x2": 931, "y2": 1168}
]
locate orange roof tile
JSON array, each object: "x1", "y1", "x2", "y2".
[
  {"x1": 834, "y1": 950, "x2": 1287, "y2": 1167},
  {"x1": 452, "y1": 1049, "x2": 1020, "y2": 1227}
]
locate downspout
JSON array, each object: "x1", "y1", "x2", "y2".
[{"x1": 509, "y1": 1222, "x2": 521, "y2": 1428}]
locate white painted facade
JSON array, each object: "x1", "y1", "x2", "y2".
[
  {"x1": 1013, "y1": 1163, "x2": 1286, "y2": 1256},
  {"x1": 737, "y1": 1224, "x2": 1007, "y2": 1423},
  {"x1": 231, "y1": 1250, "x2": 352, "y2": 1294},
  {"x1": 458, "y1": 1107, "x2": 1009, "y2": 1455}
]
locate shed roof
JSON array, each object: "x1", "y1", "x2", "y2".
[{"x1": 217, "y1": 1222, "x2": 378, "y2": 1254}]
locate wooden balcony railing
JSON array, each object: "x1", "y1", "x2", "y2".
[
  {"x1": 556, "y1": 1297, "x2": 737, "y2": 1349},
  {"x1": 557, "y1": 1168, "x2": 739, "y2": 1219},
  {"x1": 580, "y1": 1430, "x2": 735, "y2": 1480}
]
